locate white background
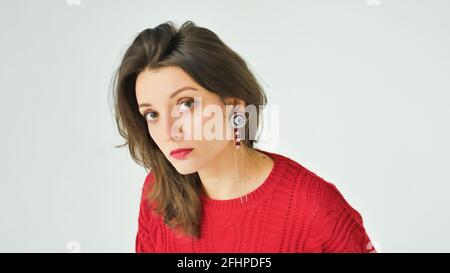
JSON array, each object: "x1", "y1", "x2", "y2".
[{"x1": 0, "y1": 0, "x2": 449, "y2": 252}]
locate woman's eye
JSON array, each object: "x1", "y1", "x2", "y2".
[
  {"x1": 143, "y1": 99, "x2": 195, "y2": 122},
  {"x1": 144, "y1": 111, "x2": 158, "y2": 122},
  {"x1": 178, "y1": 99, "x2": 195, "y2": 112}
]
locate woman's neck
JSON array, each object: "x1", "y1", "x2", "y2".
[{"x1": 197, "y1": 143, "x2": 274, "y2": 200}]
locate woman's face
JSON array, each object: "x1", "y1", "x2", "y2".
[{"x1": 135, "y1": 66, "x2": 238, "y2": 175}]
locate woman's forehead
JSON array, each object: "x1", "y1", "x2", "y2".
[{"x1": 136, "y1": 67, "x2": 197, "y2": 92}]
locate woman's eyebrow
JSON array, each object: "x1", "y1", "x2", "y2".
[{"x1": 138, "y1": 86, "x2": 198, "y2": 108}]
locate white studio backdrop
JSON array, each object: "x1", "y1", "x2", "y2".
[{"x1": 0, "y1": 0, "x2": 449, "y2": 252}]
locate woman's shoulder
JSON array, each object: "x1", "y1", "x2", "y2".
[
  {"x1": 142, "y1": 170, "x2": 155, "y2": 192},
  {"x1": 268, "y1": 151, "x2": 357, "y2": 207},
  {"x1": 268, "y1": 151, "x2": 375, "y2": 252},
  {"x1": 265, "y1": 150, "x2": 366, "y2": 225}
]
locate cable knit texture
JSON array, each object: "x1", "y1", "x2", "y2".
[{"x1": 135, "y1": 149, "x2": 376, "y2": 253}]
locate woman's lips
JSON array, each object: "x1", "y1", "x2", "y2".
[{"x1": 170, "y1": 148, "x2": 194, "y2": 160}]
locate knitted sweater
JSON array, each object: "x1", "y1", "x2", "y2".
[{"x1": 135, "y1": 149, "x2": 376, "y2": 253}]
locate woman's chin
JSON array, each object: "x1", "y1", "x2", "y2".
[
  {"x1": 172, "y1": 164, "x2": 198, "y2": 175},
  {"x1": 177, "y1": 169, "x2": 197, "y2": 175}
]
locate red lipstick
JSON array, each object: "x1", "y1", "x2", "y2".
[{"x1": 170, "y1": 148, "x2": 194, "y2": 160}]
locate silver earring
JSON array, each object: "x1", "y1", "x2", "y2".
[
  {"x1": 230, "y1": 111, "x2": 246, "y2": 149},
  {"x1": 230, "y1": 111, "x2": 248, "y2": 204}
]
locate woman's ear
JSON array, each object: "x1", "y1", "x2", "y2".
[
  {"x1": 222, "y1": 97, "x2": 247, "y2": 120},
  {"x1": 223, "y1": 97, "x2": 247, "y2": 108},
  {"x1": 233, "y1": 97, "x2": 247, "y2": 109},
  {"x1": 223, "y1": 96, "x2": 246, "y2": 109}
]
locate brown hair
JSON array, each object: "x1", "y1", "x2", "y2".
[{"x1": 111, "y1": 20, "x2": 267, "y2": 238}]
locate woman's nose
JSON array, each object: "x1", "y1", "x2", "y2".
[{"x1": 162, "y1": 113, "x2": 184, "y2": 141}]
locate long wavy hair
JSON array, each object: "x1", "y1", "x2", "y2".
[{"x1": 111, "y1": 20, "x2": 268, "y2": 238}]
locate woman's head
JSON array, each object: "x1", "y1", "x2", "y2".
[{"x1": 112, "y1": 20, "x2": 267, "y2": 238}]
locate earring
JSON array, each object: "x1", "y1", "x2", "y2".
[
  {"x1": 230, "y1": 110, "x2": 248, "y2": 204},
  {"x1": 230, "y1": 111, "x2": 246, "y2": 149}
]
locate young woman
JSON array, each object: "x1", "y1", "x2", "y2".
[{"x1": 112, "y1": 21, "x2": 376, "y2": 253}]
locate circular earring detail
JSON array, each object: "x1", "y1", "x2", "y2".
[{"x1": 230, "y1": 111, "x2": 246, "y2": 149}]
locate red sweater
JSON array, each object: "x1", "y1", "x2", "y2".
[{"x1": 135, "y1": 149, "x2": 377, "y2": 253}]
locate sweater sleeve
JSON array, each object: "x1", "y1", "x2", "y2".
[
  {"x1": 135, "y1": 172, "x2": 158, "y2": 253},
  {"x1": 303, "y1": 180, "x2": 377, "y2": 253}
]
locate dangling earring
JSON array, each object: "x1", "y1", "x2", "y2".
[
  {"x1": 230, "y1": 110, "x2": 248, "y2": 203},
  {"x1": 230, "y1": 111, "x2": 246, "y2": 149}
]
